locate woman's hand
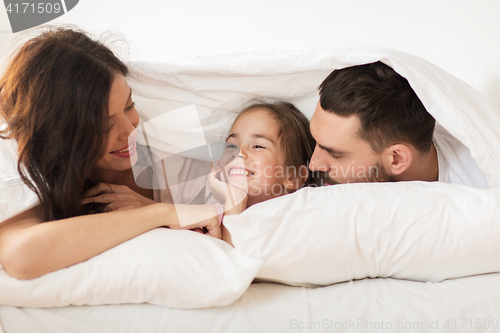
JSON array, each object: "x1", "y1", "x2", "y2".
[
  {"x1": 208, "y1": 162, "x2": 248, "y2": 212},
  {"x1": 163, "y1": 203, "x2": 221, "y2": 239},
  {"x1": 82, "y1": 183, "x2": 155, "y2": 211}
]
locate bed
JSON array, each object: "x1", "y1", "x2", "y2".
[
  {"x1": 3, "y1": 274, "x2": 500, "y2": 333},
  {"x1": 2, "y1": 2, "x2": 500, "y2": 333},
  {"x1": 2, "y1": 45, "x2": 500, "y2": 332}
]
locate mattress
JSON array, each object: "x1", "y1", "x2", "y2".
[{"x1": 2, "y1": 274, "x2": 500, "y2": 333}]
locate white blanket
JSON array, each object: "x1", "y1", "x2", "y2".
[
  {"x1": 1, "y1": 47, "x2": 500, "y2": 307},
  {"x1": 128, "y1": 47, "x2": 500, "y2": 187}
]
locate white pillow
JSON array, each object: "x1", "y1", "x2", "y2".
[
  {"x1": 0, "y1": 138, "x2": 40, "y2": 223},
  {"x1": 0, "y1": 228, "x2": 261, "y2": 308},
  {"x1": 224, "y1": 182, "x2": 500, "y2": 287}
]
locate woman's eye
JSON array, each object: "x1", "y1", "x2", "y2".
[{"x1": 125, "y1": 101, "x2": 135, "y2": 111}]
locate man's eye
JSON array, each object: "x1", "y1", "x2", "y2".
[{"x1": 327, "y1": 151, "x2": 341, "y2": 159}]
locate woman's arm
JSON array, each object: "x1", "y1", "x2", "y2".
[{"x1": 0, "y1": 203, "x2": 219, "y2": 280}]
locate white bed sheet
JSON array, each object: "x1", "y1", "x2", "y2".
[{"x1": 2, "y1": 273, "x2": 500, "y2": 333}]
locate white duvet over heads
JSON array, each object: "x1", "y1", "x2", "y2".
[
  {"x1": 129, "y1": 47, "x2": 500, "y2": 188},
  {"x1": 130, "y1": 47, "x2": 500, "y2": 286},
  {"x1": 1, "y1": 47, "x2": 500, "y2": 307}
]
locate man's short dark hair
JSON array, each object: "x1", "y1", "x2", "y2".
[{"x1": 318, "y1": 61, "x2": 435, "y2": 154}]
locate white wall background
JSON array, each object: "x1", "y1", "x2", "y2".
[{"x1": 1, "y1": 0, "x2": 500, "y2": 108}]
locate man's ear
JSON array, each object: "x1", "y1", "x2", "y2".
[
  {"x1": 284, "y1": 165, "x2": 308, "y2": 192},
  {"x1": 381, "y1": 143, "x2": 413, "y2": 176}
]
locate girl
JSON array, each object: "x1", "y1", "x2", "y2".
[{"x1": 208, "y1": 102, "x2": 316, "y2": 244}]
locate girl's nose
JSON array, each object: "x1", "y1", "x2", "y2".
[{"x1": 237, "y1": 148, "x2": 247, "y2": 159}]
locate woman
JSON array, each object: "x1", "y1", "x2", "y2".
[{"x1": 0, "y1": 27, "x2": 220, "y2": 280}]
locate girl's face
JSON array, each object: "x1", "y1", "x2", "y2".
[
  {"x1": 94, "y1": 74, "x2": 139, "y2": 176},
  {"x1": 222, "y1": 108, "x2": 293, "y2": 206}
]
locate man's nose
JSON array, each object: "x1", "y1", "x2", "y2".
[{"x1": 309, "y1": 147, "x2": 330, "y2": 172}]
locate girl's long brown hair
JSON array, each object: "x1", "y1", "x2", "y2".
[{"x1": 0, "y1": 27, "x2": 128, "y2": 221}]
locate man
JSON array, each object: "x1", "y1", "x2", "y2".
[{"x1": 309, "y1": 61, "x2": 488, "y2": 188}]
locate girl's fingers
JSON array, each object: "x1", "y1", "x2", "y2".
[
  {"x1": 214, "y1": 166, "x2": 224, "y2": 182},
  {"x1": 209, "y1": 165, "x2": 224, "y2": 184}
]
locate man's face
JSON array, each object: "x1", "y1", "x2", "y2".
[{"x1": 309, "y1": 102, "x2": 394, "y2": 184}]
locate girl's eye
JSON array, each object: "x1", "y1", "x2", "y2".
[
  {"x1": 109, "y1": 121, "x2": 116, "y2": 129},
  {"x1": 125, "y1": 101, "x2": 135, "y2": 111},
  {"x1": 226, "y1": 144, "x2": 238, "y2": 149},
  {"x1": 253, "y1": 145, "x2": 265, "y2": 149},
  {"x1": 331, "y1": 155, "x2": 341, "y2": 159}
]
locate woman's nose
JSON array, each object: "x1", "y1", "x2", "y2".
[
  {"x1": 118, "y1": 108, "x2": 139, "y2": 141},
  {"x1": 117, "y1": 120, "x2": 135, "y2": 141}
]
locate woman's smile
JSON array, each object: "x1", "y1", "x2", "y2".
[{"x1": 110, "y1": 141, "x2": 137, "y2": 158}]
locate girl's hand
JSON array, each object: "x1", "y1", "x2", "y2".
[
  {"x1": 82, "y1": 183, "x2": 155, "y2": 211},
  {"x1": 208, "y1": 162, "x2": 248, "y2": 211}
]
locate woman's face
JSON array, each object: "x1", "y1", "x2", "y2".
[{"x1": 94, "y1": 74, "x2": 139, "y2": 175}]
